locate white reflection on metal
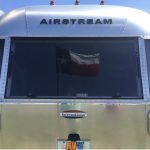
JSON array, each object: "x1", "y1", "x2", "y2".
[
  {"x1": 0, "y1": 10, "x2": 4, "y2": 16},
  {"x1": 0, "y1": 10, "x2": 20, "y2": 24},
  {"x1": 127, "y1": 10, "x2": 150, "y2": 34}
]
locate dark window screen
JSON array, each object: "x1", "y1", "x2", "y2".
[{"x1": 5, "y1": 38, "x2": 143, "y2": 99}]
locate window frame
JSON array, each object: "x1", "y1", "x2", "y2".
[
  {"x1": 0, "y1": 39, "x2": 5, "y2": 77},
  {"x1": 144, "y1": 38, "x2": 150, "y2": 97},
  {"x1": 1, "y1": 37, "x2": 149, "y2": 103},
  {"x1": 0, "y1": 38, "x2": 8, "y2": 101}
]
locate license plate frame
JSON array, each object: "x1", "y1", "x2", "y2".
[{"x1": 57, "y1": 139, "x2": 90, "y2": 150}]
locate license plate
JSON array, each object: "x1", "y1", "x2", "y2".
[{"x1": 57, "y1": 140, "x2": 90, "y2": 150}]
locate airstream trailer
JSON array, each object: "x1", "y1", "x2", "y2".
[{"x1": 0, "y1": 5, "x2": 150, "y2": 149}]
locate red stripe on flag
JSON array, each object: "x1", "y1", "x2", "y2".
[{"x1": 72, "y1": 63, "x2": 99, "y2": 76}]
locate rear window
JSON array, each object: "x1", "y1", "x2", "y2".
[{"x1": 5, "y1": 37, "x2": 143, "y2": 99}]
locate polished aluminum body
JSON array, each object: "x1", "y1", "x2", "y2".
[
  {"x1": 0, "y1": 5, "x2": 150, "y2": 37},
  {"x1": 0, "y1": 5, "x2": 150, "y2": 149}
]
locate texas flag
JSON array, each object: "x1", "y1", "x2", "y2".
[{"x1": 56, "y1": 47, "x2": 100, "y2": 76}]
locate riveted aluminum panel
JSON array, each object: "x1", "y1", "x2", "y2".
[{"x1": 1, "y1": 104, "x2": 146, "y2": 149}]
